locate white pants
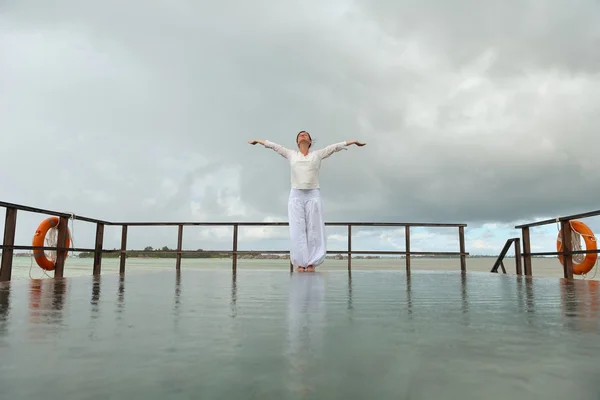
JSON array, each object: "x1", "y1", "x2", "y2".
[{"x1": 288, "y1": 188, "x2": 326, "y2": 268}]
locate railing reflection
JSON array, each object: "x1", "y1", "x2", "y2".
[{"x1": 560, "y1": 279, "x2": 600, "y2": 333}]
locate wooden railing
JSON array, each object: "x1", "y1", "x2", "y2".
[
  {"x1": 514, "y1": 209, "x2": 600, "y2": 279},
  {"x1": 0, "y1": 200, "x2": 469, "y2": 281}
]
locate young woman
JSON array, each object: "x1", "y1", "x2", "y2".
[{"x1": 248, "y1": 131, "x2": 365, "y2": 272}]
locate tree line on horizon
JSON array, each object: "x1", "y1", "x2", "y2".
[{"x1": 78, "y1": 246, "x2": 226, "y2": 259}]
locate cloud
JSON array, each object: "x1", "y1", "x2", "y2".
[{"x1": 2, "y1": 0, "x2": 600, "y2": 259}]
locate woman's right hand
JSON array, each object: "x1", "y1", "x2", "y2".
[{"x1": 248, "y1": 140, "x2": 257, "y2": 145}]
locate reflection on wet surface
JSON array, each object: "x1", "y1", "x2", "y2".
[{"x1": 0, "y1": 270, "x2": 599, "y2": 399}]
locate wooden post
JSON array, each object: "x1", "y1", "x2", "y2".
[
  {"x1": 54, "y1": 216, "x2": 69, "y2": 278},
  {"x1": 0, "y1": 283, "x2": 10, "y2": 317},
  {"x1": 560, "y1": 220, "x2": 574, "y2": 279},
  {"x1": 176, "y1": 224, "x2": 183, "y2": 271},
  {"x1": 93, "y1": 223, "x2": 104, "y2": 276},
  {"x1": 405, "y1": 225, "x2": 411, "y2": 272},
  {"x1": 405, "y1": 270, "x2": 412, "y2": 314},
  {"x1": 514, "y1": 238, "x2": 522, "y2": 276},
  {"x1": 522, "y1": 227, "x2": 532, "y2": 276},
  {"x1": 119, "y1": 225, "x2": 127, "y2": 274},
  {"x1": 0, "y1": 207, "x2": 17, "y2": 282},
  {"x1": 459, "y1": 226, "x2": 466, "y2": 272},
  {"x1": 232, "y1": 224, "x2": 238, "y2": 272},
  {"x1": 347, "y1": 224, "x2": 352, "y2": 271}
]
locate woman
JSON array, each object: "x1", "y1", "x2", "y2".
[{"x1": 248, "y1": 131, "x2": 365, "y2": 272}]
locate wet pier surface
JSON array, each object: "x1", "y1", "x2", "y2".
[{"x1": 0, "y1": 269, "x2": 599, "y2": 399}]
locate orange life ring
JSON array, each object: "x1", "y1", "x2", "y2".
[
  {"x1": 557, "y1": 220, "x2": 597, "y2": 275},
  {"x1": 32, "y1": 216, "x2": 71, "y2": 271}
]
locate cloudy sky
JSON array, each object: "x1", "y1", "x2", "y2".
[{"x1": 2, "y1": 0, "x2": 600, "y2": 258}]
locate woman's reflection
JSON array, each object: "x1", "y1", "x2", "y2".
[{"x1": 285, "y1": 272, "x2": 326, "y2": 397}]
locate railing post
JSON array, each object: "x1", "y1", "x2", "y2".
[
  {"x1": 347, "y1": 224, "x2": 352, "y2": 271},
  {"x1": 0, "y1": 207, "x2": 17, "y2": 282},
  {"x1": 232, "y1": 224, "x2": 238, "y2": 272},
  {"x1": 560, "y1": 220, "x2": 574, "y2": 279},
  {"x1": 459, "y1": 226, "x2": 466, "y2": 272},
  {"x1": 54, "y1": 216, "x2": 69, "y2": 278},
  {"x1": 93, "y1": 222, "x2": 104, "y2": 276},
  {"x1": 405, "y1": 225, "x2": 411, "y2": 272},
  {"x1": 120, "y1": 225, "x2": 128, "y2": 274},
  {"x1": 176, "y1": 224, "x2": 183, "y2": 271},
  {"x1": 514, "y1": 238, "x2": 522, "y2": 275},
  {"x1": 522, "y1": 227, "x2": 532, "y2": 276}
]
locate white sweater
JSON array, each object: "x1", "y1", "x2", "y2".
[{"x1": 264, "y1": 140, "x2": 347, "y2": 189}]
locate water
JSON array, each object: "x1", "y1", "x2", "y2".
[
  {"x1": 0, "y1": 268, "x2": 599, "y2": 399},
  {"x1": 6, "y1": 254, "x2": 591, "y2": 280}
]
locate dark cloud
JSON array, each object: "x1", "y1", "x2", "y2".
[{"x1": 355, "y1": 0, "x2": 600, "y2": 74}]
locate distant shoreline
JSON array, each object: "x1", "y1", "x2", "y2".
[{"x1": 5, "y1": 252, "x2": 550, "y2": 259}]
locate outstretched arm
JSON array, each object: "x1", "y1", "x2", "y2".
[
  {"x1": 315, "y1": 140, "x2": 366, "y2": 160},
  {"x1": 248, "y1": 139, "x2": 294, "y2": 159},
  {"x1": 346, "y1": 140, "x2": 366, "y2": 146}
]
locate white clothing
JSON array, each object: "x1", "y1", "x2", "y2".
[
  {"x1": 264, "y1": 140, "x2": 347, "y2": 189},
  {"x1": 288, "y1": 188, "x2": 326, "y2": 268}
]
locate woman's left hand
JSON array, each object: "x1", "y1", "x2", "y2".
[{"x1": 350, "y1": 140, "x2": 366, "y2": 146}]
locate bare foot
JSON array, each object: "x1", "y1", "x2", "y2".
[
  {"x1": 306, "y1": 265, "x2": 315, "y2": 272},
  {"x1": 296, "y1": 266, "x2": 305, "y2": 272}
]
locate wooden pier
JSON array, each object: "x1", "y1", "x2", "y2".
[
  {"x1": 491, "y1": 209, "x2": 600, "y2": 279},
  {"x1": 0, "y1": 200, "x2": 469, "y2": 281}
]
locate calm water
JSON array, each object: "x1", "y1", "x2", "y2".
[
  {"x1": 6, "y1": 254, "x2": 591, "y2": 280},
  {"x1": 0, "y1": 269, "x2": 599, "y2": 399}
]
